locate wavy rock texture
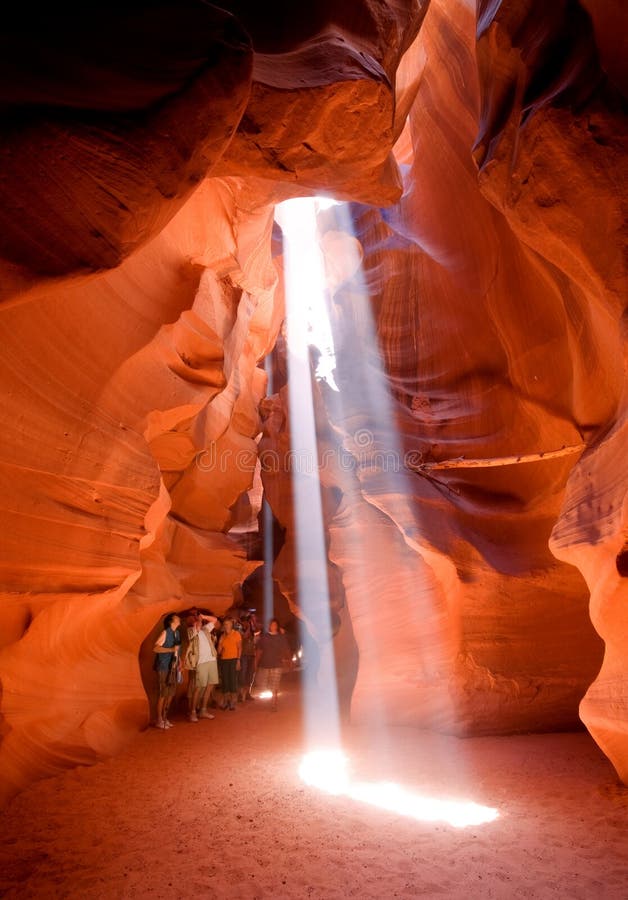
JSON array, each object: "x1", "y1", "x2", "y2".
[
  {"x1": 0, "y1": 0, "x2": 626, "y2": 800},
  {"x1": 0, "y1": 5, "x2": 253, "y2": 295},
  {"x1": 0, "y1": 3, "x2": 423, "y2": 801},
  {"x1": 260, "y1": 0, "x2": 618, "y2": 739},
  {"x1": 0, "y1": 179, "x2": 279, "y2": 802},
  {"x1": 215, "y1": 0, "x2": 430, "y2": 203},
  {"x1": 474, "y1": 0, "x2": 628, "y2": 778}
]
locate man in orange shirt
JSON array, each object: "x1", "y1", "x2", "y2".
[{"x1": 217, "y1": 618, "x2": 242, "y2": 711}]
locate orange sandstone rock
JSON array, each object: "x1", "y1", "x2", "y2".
[{"x1": 0, "y1": 0, "x2": 626, "y2": 802}]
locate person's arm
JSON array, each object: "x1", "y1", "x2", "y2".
[
  {"x1": 235, "y1": 632, "x2": 242, "y2": 669},
  {"x1": 152, "y1": 630, "x2": 171, "y2": 654}
]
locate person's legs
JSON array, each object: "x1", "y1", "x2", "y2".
[
  {"x1": 269, "y1": 667, "x2": 282, "y2": 710},
  {"x1": 218, "y1": 659, "x2": 228, "y2": 709},
  {"x1": 155, "y1": 671, "x2": 169, "y2": 727},
  {"x1": 203, "y1": 658, "x2": 219, "y2": 711},
  {"x1": 163, "y1": 696, "x2": 174, "y2": 725},
  {"x1": 223, "y1": 659, "x2": 237, "y2": 710},
  {"x1": 199, "y1": 683, "x2": 215, "y2": 718},
  {"x1": 155, "y1": 669, "x2": 176, "y2": 727},
  {"x1": 246, "y1": 657, "x2": 253, "y2": 700},
  {"x1": 189, "y1": 667, "x2": 202, "y2": 721},
  {"x1": 156, "y1": 695, "x2": 166, "y2": 726},
  {"x1": 246, "y1": 656, "x2": 256, "y2": 699},
  {"x1": 196, "y1": 663, "x2": 215, "y2": 719},
  {"x1": 187, "y1": 670, "x2": 197, "y2": 715},
  {"x1": 189, "y1": 685, "x2": 201, "y2": 720},
  {"x1": 163, "y1": 682, "x2": 176, "y2": 726}
]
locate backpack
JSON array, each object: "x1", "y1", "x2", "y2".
[{"x1": 183, "y1": 631, "x2": 199, "y2": 670}]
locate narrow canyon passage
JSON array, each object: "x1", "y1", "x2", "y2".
[
  {"x1": 1, "y1": 1, "x2": 627, "y2": 894},
  {"x1": 1, "y1": 677, "x2": 626, "y2": 900}
]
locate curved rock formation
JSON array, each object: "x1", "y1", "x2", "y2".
[
  {"x1": 260, "y1": 0, "x2": 616, "y2": 738},
  {"x1": 0, "y1": 178, "x2": 275, "y2": 801},
  {"x1": 0, "y1": 2, "x2": 423, "y2": 801},
  {"x1": 0, "y1": 5, "x2": 253, "y2": 294},
  {"x1": 474, "y1": 0, "x2": 628, "y2": 777},
  {"x1": 0, "y1": 0, "x2": 626, "y2": 802}
]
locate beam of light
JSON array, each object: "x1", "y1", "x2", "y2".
[
  {"x1": 323, "y1": 203, "x2": 419, "y2": 532},
  {"x1": 315, "y1": 196, "x2": 340, "y2": 212},
  {"x1": 279, "y1": 198, "x2": 338, "y2": 390},
  {"x1": 263, "y1": 358, "x2": 275, "y2": 632},
  {"x1": 312, "y1": 201, "x2": 460, "y2": 736},
  {"x1": 275, "y1": 197, "x2": 342, "y2": 749},
  {"x1": 298, "y1": 750, "x2": 499, "y2": 829},
  {"x1": 277, "y1": 197, "x2": 460, "y2": 798},
  {"x1": 299, "y1": 748, "x2": 350, "y2": 795}
]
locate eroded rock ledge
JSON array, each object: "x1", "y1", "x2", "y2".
[{"x1": 0, "y1": 0, "x2": 626, "y2": 801}]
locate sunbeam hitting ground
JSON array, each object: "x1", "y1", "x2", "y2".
[
  {"x1": 2, "y1": 681, "x2": 623, "y2": 899},
  {"x1": 275, "y1": 197, "x2": 342, "y2": 750},
  {"x1": 298, "y1": 749, "x2": 500, "y2": 828},
  {"x1": 274, "y1": 196, "x2": 457, "y2": 744}
]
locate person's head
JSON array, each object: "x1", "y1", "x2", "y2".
[
  {"x1": 268, "y1": 618, "x2": 280, "y2": 634},
  {"x1": 223, "y1": 617, "x2": 233, "y2": 633},
  {"x1": 164, "y1": 613, "x2": 180, "y2": 630}
]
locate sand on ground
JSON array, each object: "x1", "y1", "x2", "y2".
[{"x1": 1, "y1": 673, "x2": 627, "y2": 899}]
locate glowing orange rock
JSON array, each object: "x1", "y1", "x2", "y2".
[
  {"x1": 0, "y1": 0, "x2": 626, "y2": 803},
  {"x1": 0, "y1": 2, "x2": 425, "y2": 802}
]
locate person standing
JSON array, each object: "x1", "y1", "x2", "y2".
[
  {"x1": 182, "y1": 608, "x2": 200, "y2": 715},
  {"x1": 188, "y1": 613, "x2": 219, "y2": 721},
  {"x1": 153, "y1": 612, "x2": 181, "y2": 729},
  {"x1": 238, "y1": 615, "x2": 256, "y2": 703},
  {"x1": 217, "y1": 617, "x2": 241, "y2": 711},
  {"x1": 255, "y1": 618, "x2": 291, "y2": 711}
]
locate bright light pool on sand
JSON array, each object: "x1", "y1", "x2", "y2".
[{"x1": 299, "y1": 749, "x2": 499, "y2": 828}]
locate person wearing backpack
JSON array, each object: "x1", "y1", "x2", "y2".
[{"x1": 184, "y1": 611, "x2": 219, "y2": 722}]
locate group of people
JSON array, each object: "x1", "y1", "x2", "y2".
[{"x1": 152, "y1": 608, "x2": 293, "y2": 730}]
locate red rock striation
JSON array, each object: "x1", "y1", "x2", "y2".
[
  {"x1": 0, "y1": 2, "x2": 424, "y2": 801},
  {"x1": 0, "y1": 0, "x2": 626, "y2": 801},
  {"x1": 474, "y1": 0, "x2": 628, "y2": 778},
  {"x1": 0, "y1": 5, "x2": 253, "y2": 294},
  {"x1": 261, "y1": 0, "x2": 625, "y2": 753},
  {"x1": 0, "y1": 180, "x2": 275, "y2": 801}
]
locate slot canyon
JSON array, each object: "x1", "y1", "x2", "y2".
[{"x1": 0, "y1": 1, "x2": 626, "y2": 897}]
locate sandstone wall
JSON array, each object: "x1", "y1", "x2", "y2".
[
  {"x1": 0, "y1": 2, "x2": 423, "y2": 801},
  {"x1": 0, "y1": 0, "x2": 626, "y2": 800}
]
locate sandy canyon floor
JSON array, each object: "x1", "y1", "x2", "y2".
[{"x1": 1, "y1": 674, "x2": 627, "y2": 899}]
